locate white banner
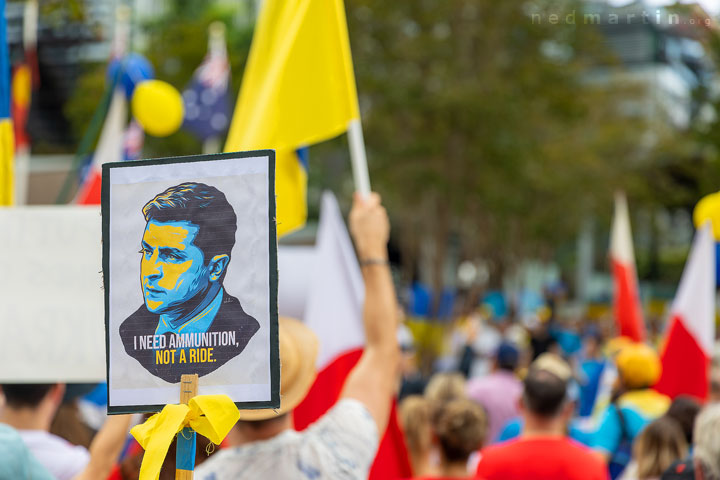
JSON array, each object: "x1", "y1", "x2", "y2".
[{"x1": 0, "y1": 206, "x2": 105, "y2": 382}]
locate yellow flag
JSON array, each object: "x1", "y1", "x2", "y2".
[
  {"x1": 275, "y1": 148, "x2": 308, "y2": 237},
  {"x1": 0, "y1": 119, "x2": 14, "y2": 206},
  {"x1": 225, "y1": 0, "x2": 360, "y2": 236}
]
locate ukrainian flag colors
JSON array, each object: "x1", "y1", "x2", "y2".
[{"x1": 0, "y1": 0, "x2": 14, "y2": 206}]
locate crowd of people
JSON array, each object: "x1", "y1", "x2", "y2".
[
  {"x1": 399, "y1": 334, "x2": 720, "y2": 480},
  {"x1": 1, "y1": 193, "x2": 719, "y2": 480}
]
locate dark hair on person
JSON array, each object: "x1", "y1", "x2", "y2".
[
  {"x1": 143, "y1": 183, "x2": 237, "y2": 279},
  {"x1": 1, "y1": 384, "x2": 54, "y2": 408},
  {"x1": 522, "y1": 368, "x2": 568, "y2": 418},
  {"x1": 666, "y1": 395, "x2": 701, "y2": 445},
  {"x1": 434, "y1": 398, "x2": 487, "y2": 464},
  {"x1": 496, "y1": 342, "x2": 520, "y2": 372}
]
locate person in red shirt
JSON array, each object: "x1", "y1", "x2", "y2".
[{"x1": 476, "y1": 353, "x2": 609, "y2": 480}]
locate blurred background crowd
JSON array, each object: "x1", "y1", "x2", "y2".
[{"x1": 2, "y1": 0, "x2": 720, "y2": 479}]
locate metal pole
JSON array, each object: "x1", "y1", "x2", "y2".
[{"x1": 347, "y1": 119, "x2": 371, "y2": 196}]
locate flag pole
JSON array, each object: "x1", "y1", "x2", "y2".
[
  {"x1": 201, "y1": 22, "x2": 226, "y2": 155},
  {"x1": 14, "y1": 0, "x2": 38, "y2": 205},
  {"x1": 176, "y1": 374, "x2": 199, "y2": 479},
  {"x1": 347, "y1": 119, "x2": 371, "y2": 196}
]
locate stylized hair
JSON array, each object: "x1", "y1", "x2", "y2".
[{"x1": 142, "y1": 183, "x2": 237, "y2": 273}]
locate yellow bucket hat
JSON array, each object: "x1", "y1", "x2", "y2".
[{"x1": 615, "y1": 342, "x2": 661, "y2": 389}]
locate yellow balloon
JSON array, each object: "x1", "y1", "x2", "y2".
[
  {"x1": 131, "y1": 80, "x2": 184, "y2": 137},
  {"x1": 12, "y1": 65, "x2": 31, "y2": 108},
  {"x1": 693, "y1": 192, "x2": 720, "y2": 240}
]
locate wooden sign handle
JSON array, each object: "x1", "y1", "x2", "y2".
[{"x1": 176, "y1": 374, "x2": 198, "y2": 480}]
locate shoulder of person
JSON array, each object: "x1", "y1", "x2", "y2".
[
  {"x1": 21, "y1": 431, "x2": 89, "y2": 479},
  {"x1": 119, "y1": 305, "x2": 152, "y2": 334},
  {"x1": 218, "y1": 293, "x2": 258, "y2": 324},
  {"x1": 618, "y1": 389, "x2": 670, "y2": 414},
  {"x1": 567, "y1": 439, "x2": 608, "y2": 476},
  {"x1": 298, "y1": 398, "x2": 380, "y2": 470},
  {"x1": 211, "y1": 293, "x2": 260, "y2": 335},
  {"x1": 477, "y1": 438, "x2": 523, "y2": 465},
  {"x1": 307, "y1": 398, "x2": 377, "y2": 434},
  {"x1": 194, "y1": 448, "x2": 239, "y2": 479}
]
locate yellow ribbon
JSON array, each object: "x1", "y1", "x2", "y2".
[{"x1": 130, "y1": 394, "x2": 240, "y2": 480}]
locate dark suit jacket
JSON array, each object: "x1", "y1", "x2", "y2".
[{"x1": 119, "y1": 292, "x2": 260, "y2": 383}]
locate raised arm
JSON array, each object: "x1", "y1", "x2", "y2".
[
  {"x1": 73, "y1": 414, "x2": 132, "y2": 480},
  {"x1": 341, "y1": 192, "x2": 400, "y2": 432}
]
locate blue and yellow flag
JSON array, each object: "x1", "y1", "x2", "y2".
[
  {"x1": 225, "y1": 0, "x2": 360, "y2": 236},
  {"x1": 0, "y1": 0, "x2": 14, "y2": 206}
]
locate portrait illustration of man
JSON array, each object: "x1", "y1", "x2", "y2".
[{"x1": 119, "y1": 182, "x2": 260, "y2": 384}]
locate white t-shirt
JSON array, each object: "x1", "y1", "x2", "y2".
[
  {"x1": 19, "y1": 430, "x2": 90, "y2": 480},
  {"x1": 195, "y1": 399, "x2": 379, "y2": 480}
]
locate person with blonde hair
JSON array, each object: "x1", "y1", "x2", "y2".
[
  {"x1": 620, "y1": 417, "x2": 687, "y2": 480},
  {"x1": 400, "y1": 396, "x2": 486, "y2": 480},
  {"x1": 662, "y1": 404, "x2": 720, "y2": 480},
  {"x1": 425, "y1": 372, "x2": 466, "y2": 415},
  {"x1": 399, "y1": 395, "x2": 437, "y2": 478},
  {"x1": 429, "y1": 398, "x2": 487, "y2": 479}
]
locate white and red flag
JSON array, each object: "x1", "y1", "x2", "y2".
[
  {"x1": 279, "y1": 192, "x2": 412, "y2": 478},
  {"x1": 610, "y1": 192, "x2": 646, "y2": 341},
  {"x1": 75, "y1": 10, "x2": 130, "y2": 205},
  {"x1": 74, "y1": 89, "x2": 126, "y2": 204},
  {"x1": 655, "y1": 223, "x2": 716, "y2": 400}
]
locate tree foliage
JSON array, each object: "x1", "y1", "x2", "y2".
[
  {"x1": 343, "y1": 0, "x2": 653, "y2": 294},
  {"x1": 63, "y1": 0, "x2": 713, "y2": 298}
]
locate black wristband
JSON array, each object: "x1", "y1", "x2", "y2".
[{"x1": 359, "y1": 258, "x2": 390, "y2": 267}]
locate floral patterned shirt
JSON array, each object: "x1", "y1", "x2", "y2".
[{"x1": 195, "y1": 399, "x2": 379, "y2": 480}]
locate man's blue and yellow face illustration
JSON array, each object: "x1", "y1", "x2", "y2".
[{"x1": 139, "y1": 220, "x2": 210, "y2": 314}]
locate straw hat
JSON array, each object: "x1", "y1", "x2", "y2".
[
  {"x1": 531, "y1": 353, "x2": 572, "y2": 382},
  {"x1": 239, "y1": 316, "x2": 319, "y2": 421}
]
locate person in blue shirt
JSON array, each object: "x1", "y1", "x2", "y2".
[
  {"x1": 577, "y1": 329, "x2": 606, "y2": 418},
  {"x1": 592, "y1": 343, "x2": 670, "y2": 479}
]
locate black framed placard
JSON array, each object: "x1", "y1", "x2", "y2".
[{"x1": 101, "y1": 150, "x2": 279, "y2": 414}]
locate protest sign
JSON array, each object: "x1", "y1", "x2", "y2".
[
  {"x1": 0, "y1": 206, "x2": 105, "y2": 382},
  {"x1": 103, "y1": 150, "x2": 279, "y2": 413}
]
